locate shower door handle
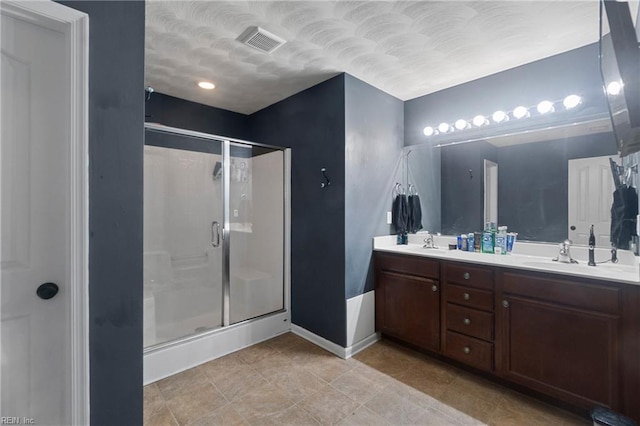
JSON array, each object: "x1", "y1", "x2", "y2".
[{"x1": 211, "y1": 221, "x2": 221, "y2": 247}]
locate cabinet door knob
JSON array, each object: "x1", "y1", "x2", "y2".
[
  {"x1": 463, "y1": 272, "x2": 470, "y2": 280},
  {"x1": 502, "y1": 300, "x2": 510, "y2": 308},
  {"x1": 431, "y1": 284, "x2": 438, "y2": 292},
  {"x1": 463, "y1": 292, "x2": 470, "y2": 300},
  {"x1": 463, "y1": 346, "x2": 471, "y2": 354},
  {"x1": 463, "y1": 318, "x2": 471, "y2": 325}
]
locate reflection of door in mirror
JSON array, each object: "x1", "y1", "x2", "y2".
[
  {"x1": 568, "y1": 156, "x2": 615, "y2": 246},
  {"x1": 484, "y1": 160, "x2": 498, "y2": 227}
]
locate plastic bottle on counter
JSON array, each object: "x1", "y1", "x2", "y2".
[{"x1": 495, "y1": 226, "x2": 508, "y2": 255}]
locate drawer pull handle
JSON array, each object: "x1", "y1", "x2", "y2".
[
  {"x1": 463, "y1": 272, "x2": 470, "y2": 280},
  {"x1": 502, "y1": 300, "x2": 510, "y2": 308},
  {"x1": 431, "y1": 284, "x2": 438, "y2": 292},
  {"x1": 463, "y1": 346, "x2": 471, "y2": 354},
  {"x1": 463, "y1": 293, "x2": 470, "y2": 300},
  {"x1": 463, "y1": 318, "x2": 471, "y2": 325}
]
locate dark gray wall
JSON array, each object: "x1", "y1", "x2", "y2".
[
  {"x1": 60, "y1": 1, "x2": 145, "y2": 425},
  {"x1": 344, "y1": 74, "x2": 404, "y2": 299},
  {"x1": 250, "y1": 75, "x2": 348, "y2": 346},
  {"x1": 497, "y1": 133, "x2": 617, "y2": 241},
  {"x1": 441, "y1": 142, "x2": 497, "y2": 234},
  {"x1": 145, "y1": 92, "x2": 250, "y2": 140}
]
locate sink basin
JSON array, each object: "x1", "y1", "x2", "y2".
[{"x1": 521, "y1": 259, "x2": 635, "y2": 274}]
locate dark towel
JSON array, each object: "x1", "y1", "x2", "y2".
[
  {"x1": 392, "y1": 194, "x2": 409, "y2": 235},
  {"x1": 611, "y1": 185, "x2": 638, "y2": 249},
  {"x1": 407, "y1": 195, "x2": 423, "y2": 233}
]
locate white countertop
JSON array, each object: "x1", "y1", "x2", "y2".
[{"x1": 373, "y1": 235, "x2": 640, "y2": 285}]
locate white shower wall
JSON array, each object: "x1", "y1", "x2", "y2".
[{"x1": 143, "y1": 145, "x2": 284, "y2": 348}]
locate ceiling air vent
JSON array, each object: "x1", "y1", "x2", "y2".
[{"x1": 238, "y1": 26, "x2": 286, "y2": 54}]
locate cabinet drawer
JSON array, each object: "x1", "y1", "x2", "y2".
[
  {"x1": 445, "y1": 331, "x2": 493, "y2": 372},
  {"x1": 502, "y1": 271, "x2": 620, "y2": 315},
  {"x1": 446, "y1": 283, "x2": 494, "y2": 311},
  {"x1": 376, "y1": 252, "x2": 439, "y2": 279},
  {"x1": 445, "y1": 263, "x2": 494, "y2": 290},
  {"x1": 446, "y1": 304, "x2": 494, "y2": 341}
]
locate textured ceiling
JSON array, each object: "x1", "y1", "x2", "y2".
[{"x1": 146, "y1": 1, "x2": 603, "y2": 115}]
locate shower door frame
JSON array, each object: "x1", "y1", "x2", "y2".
[{"x1": 143, "y1": 123, "x2": 290, "y2": 353}]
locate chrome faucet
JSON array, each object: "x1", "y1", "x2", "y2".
[
  {"x1": 423, "y1": 232, "x2": 437, "y2": 249},
  {"x1": 553, "y1": 239, "x2": 578, "y2": 264}
]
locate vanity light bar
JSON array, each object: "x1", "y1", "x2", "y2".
[{"x1": 423, "y1": 94, "x2": 583, "y2": 138}]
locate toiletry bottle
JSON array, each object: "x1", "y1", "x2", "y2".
[
  {"x1": 461, "y1": 234, "x2": 468, "y2": 251},
  {"x1": 495, "y1": 226, "x2": 508, "y2": 255},
  {"x1": 481, "y1": 226, "x2": 494, "y2": 254},
  {"x1": 588, "y1": 225, "x2": 596, "y2": 266},
  {"x1": 467, "y1": 233, "x2": 475, "y2": 252}
]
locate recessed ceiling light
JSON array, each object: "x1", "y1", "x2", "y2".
[{"x1": 198, "y1": 81, "x2": 215, "y2": 90}]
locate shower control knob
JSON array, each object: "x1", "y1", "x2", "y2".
[{"x1": 37, "y1": 282, "x2": 59, "y2": 300}]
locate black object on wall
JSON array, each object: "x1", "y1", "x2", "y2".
[
  {"x1": 441, "y1": 142, "x2": 497, "y2": 234},
  {"x1": 250, "y1": 75, "x2": 348, "y2": 346},
  {"x1": 344, "y1": 74, "x2": 404, "y2": 299},
  {"x1": 145, "y1": 92, "x2": 251, "y2": 141},
  {"x1": 60, "y1": 1, "x2": 144, "y2": 425}
]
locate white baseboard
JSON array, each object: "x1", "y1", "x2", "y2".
[
  {"x1": 291, "y1": 324, "x2": 380, "y2": 360},
  {"x1": 144, "y1": 311, "x2": 290, "y2": 385},
  {"x1": 345, "y1": 332, "x2": 380, "y2": 358},
  {"x1": 346, "y1": 290, "x2": 376, "y2": 347}
]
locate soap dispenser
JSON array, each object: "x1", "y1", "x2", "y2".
[{"x1": 588, "y1": 225, "x2": 596, "y2": 266}]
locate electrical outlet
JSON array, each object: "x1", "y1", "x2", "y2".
[
  {"x1": 233, "y1": 209, "x2": 239, "y2": 217},
  {"x1": 386, "y1": 211, "x2": 392, "y2": 224}
]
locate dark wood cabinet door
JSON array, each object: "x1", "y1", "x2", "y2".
[
  {"x1": 500, "y1": 295, "x2": 620, "y2": 411},
  {"x1": 379, "y1": 270, "x2": 440, "y2": 352}
]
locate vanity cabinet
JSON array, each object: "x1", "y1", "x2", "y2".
[
  {"x1": 442, "y1": 262, "x2": 496, "y2": 372},
  {"x1": 374, "y1": 251, "x2": 640, "y2": 421},
  {"x1": 498, "y1": 270, "x2": 621, "y2": 411},
  {"x1": 375, "y1": 253, "x2": 440, "y2": 352}
]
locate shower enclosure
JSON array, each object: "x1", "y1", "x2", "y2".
[{"x1": 143, "y1": 124, "x2": 289, "y2": 380}]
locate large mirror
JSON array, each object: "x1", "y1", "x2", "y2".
[{"x1": 403, "y1": 0, "x2": 639, "y2": 250}]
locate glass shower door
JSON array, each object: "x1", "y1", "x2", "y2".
[
  {"x1": 143, "y1": 128, "x2": 224, "y2": 347},
  {"x1": 227, "y1": 143, "x2": 285, "y2": 324}
]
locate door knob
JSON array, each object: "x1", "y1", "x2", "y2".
[
  {"x1": 570, "y1": 225, "x2": 576, "y2": 231},
  {"x1": 37, "y1": 282, "x2": 59, "y2": 300}
]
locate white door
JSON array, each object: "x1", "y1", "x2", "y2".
[
  {"x1": 568, "y1": 156, "x2": 616, "y2": 246},
  {"x1": 1, "y1": 3, "x2": 86, "y2": 424}
]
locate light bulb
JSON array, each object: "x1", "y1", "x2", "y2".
[
  {"x1": 438, "y1": 122, "x2": 450, "y2": 133},
  {"x1": 563, "y1": 95, "x2": 582, "y2": 109},
  {"x1": 537, "y1": 100, "x2": 554, "y2": 114},
  {"x1": 607, "y1": 81, "x2": 622, "y2": 96},
  {"x1": 455, "y1": 119, "x2": 468, "y2": 130},
  {"x1": 492, "y1": 110, "x2": 507, "y2": 123},
  {"x1": 513, "y1": 106, "x2": 529, "y2": 119},
  {"x1": 423, "y1": 126, "x2": 435, "y2": 137},
  {"x1": 198, "y1": 81, "x2": 215, "y2": 90},
  {"x1": 472, "y1": 115, "x2": 486, "y2": 127}
]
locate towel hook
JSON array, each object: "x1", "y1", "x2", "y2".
[{"x1": 320, "y1": 168, "x2": 331, "y2": 188}]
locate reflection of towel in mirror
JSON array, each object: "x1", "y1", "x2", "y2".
[
  {"x1": 610, "y1": 185, "x2": 638, "y2": 250},
  {"x1": 392, "y1": 194, "x2": 409, "y2": 235},
  {"x1": 407, "y1": 195, "x2": 423, "y2": 233}
]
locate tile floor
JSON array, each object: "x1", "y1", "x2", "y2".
[{"x1": 144, "y1": 333, "x2": 590, "y2": 425}]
